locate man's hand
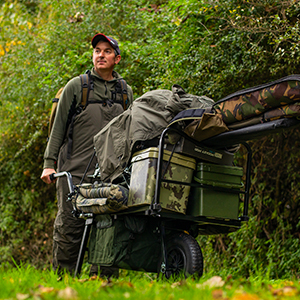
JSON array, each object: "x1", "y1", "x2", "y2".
[{"x1": 41, "y1": 168, "x2": 56, "y2": 184}]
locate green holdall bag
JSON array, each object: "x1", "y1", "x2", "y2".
[{"x1": 88, "y1": 215, "x2": 162, "y2": 272}]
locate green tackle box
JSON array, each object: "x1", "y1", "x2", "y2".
[
  {"x1": 186, "y1": 163, "x2": 243, "y2": 219},
  {"x1": 128, "y1": 147, "x2": 196, "y2": 214}
]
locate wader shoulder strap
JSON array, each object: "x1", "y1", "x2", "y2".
[
  {"x1": 111, "y1": 79, "x2": 128, "y2": 110},
  {"x1": 79, "y1": 70, "x2": 93, "y2": 109},
  {"x1": 119, "y1": 78, "x2": 129, "y2": 110}
]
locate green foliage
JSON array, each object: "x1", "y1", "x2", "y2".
[
  {"x1": 1, "y1": 0, "x2": 300, "y2": 278},
  {"x1": 0, "y1": 0, "x2": 99, "y2": 267},
  {"x1": 1, "y1": 264, "x2": 300, "y2": 300}
]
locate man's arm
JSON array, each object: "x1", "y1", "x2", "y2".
[{"x1": 41, "y1": 76, "x2": 81, "y2": 182}]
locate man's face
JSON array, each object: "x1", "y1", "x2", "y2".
[{"x1": 92, "y1": 41, "x2": 121, "y2": 75}]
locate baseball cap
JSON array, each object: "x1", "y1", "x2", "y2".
[{"x1": 91, "y1": 33, "x2": 121, "y2": 55}]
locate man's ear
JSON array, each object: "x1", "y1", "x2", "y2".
[{"x1": 115, "y1": 55, "x2": 121, "y2": 65}]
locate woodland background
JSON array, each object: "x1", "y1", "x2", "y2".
[{"x1": 1, "y1": 0, "x2": 300, "y2": 278}]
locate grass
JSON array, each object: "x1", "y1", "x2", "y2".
[{"x1": 1, "y1": 263, "x2": 300, "y2": 300}]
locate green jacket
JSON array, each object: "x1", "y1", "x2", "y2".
[{"x1": 43, "y1": 68, "x2": 134, "y2": 173}]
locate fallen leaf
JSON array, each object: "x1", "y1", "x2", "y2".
[
  {"x1": 270, "y1": 285, "x2": 297, "y2": 297},
  {"x1": 38, "y1": 286, "x2": 55, "y2": 293},
  {"x1": 201, "y1": 276, "x2": 225, "y2": 288},
  {"x1": 271, "y1": 288, "x2": 283, "y2": 296},
  {"x1": 101, "y1": 279, "x2": 113, "y2": 288},
  {"x1": 16, "y1": 294, "x2": 30, "y2": 300},
  {"x1": 212, "y1": 289, "x2": 224, "y2": 299},
  {"x1": 77, "y1": 278, "x2": 89, "y2": 283},
  {"x1": 283, "y1": 286, "x2": 297, "y2": 297},
  {"x1": 57, "y1": 287, "x2": 78, "y2": 299},
  {"x1": 171, "y1": 280, "x2": 186, "y2": 288},
  {"x1": 171, "y1": 282, "x2": 180, "y2": 288},
  {"x1": 232, "y1": 293, "x2": 260, "y2": 300}
]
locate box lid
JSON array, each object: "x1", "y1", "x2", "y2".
[
  {"x1": 194, "y1": 176, "x2": 243, "y2": 189},
  {"x1": 196, "y1": 162, "x2": 243, "y2": 176},
  {"x1": 131, "y1": 147, "x2": 196, "y2": 170}
]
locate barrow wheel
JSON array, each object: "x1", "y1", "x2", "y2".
[{"x1": 161, "y1": 232, "x2": 203, "y2": 279}]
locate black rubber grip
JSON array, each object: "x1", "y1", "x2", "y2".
[{"x1": 49, "y1": 173, "x2": 56, "y2": 182}]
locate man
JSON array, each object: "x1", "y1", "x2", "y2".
[{"x1": 41, "y1": 33, "x2": 134, "y2": 276}]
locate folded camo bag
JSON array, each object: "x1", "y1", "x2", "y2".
[{"x1": 73, "y1": 183, "x2": 129, "y2": 214}]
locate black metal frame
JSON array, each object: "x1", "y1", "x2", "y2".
[{"x1": 145, "y1": 127, "x2": 251, "y2": 224}]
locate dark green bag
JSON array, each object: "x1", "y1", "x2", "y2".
[{"x1": 88, "y1": 215, "x2": 161, "y2": 272}]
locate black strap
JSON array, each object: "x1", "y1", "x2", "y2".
[
  {"x1": 111, "y1": 79, "x2": 128, "y2": 110},
  {"x1": 119, "y1": 79, "x2": 128, "y2": 109},
  {"x1": 79, "y1": 70, "x2": 93, "y2": 109}
]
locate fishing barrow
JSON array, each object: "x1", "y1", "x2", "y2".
[{"x1": 51, "y1": 75, "x2": 300, "y2": 279}]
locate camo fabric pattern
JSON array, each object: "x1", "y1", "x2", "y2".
[
  {"x1": 214, "y1": 80, "x2": 300, "y2": 124},
  {"x1": 263, "y1": 102, "x2": 300, "y2": 122},
  {"x1": 74, "y1": 183, "x2": 128, "y2": 214},
  {"x1": 128, "y1": 149, "x2": 195, "y2": 214}
]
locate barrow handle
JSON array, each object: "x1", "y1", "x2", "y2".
[{"x1": 49, "y1": 172, "x2": 74, "y2": 194}]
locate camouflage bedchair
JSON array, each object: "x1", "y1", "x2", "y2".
[{"x1": 168, "y1": 74, "x2": 300, "y2": 147}]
